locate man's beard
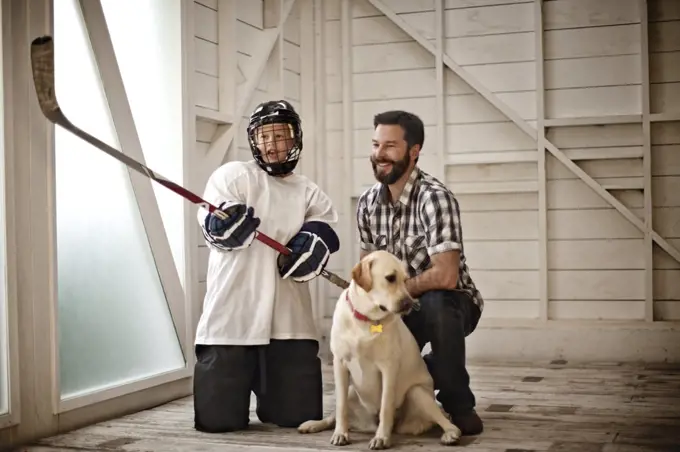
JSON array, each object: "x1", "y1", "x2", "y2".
[{"x1": 371, "y1": 152, "x2": 410, "y2": 185}]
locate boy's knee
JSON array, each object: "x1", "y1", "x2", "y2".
[
  {"x1": 273, "y1": 409, "x2": 322, "y2": 429},
  {"x1": 274, "y1": 387, "x2": 324, "y2": 428},
  {"x1": 193, "y1": 344, "x2": 255, "y2": 433},
  {"x1": 262, "y1": 372, "x2": 323, "y2": 428},
  {"x1": 194, "y1": 379, "x2": 251, "y2": 433},
  {"x1": 259, "y1": 339, "x2": 323, "y2": 428},
  {"x1": 194, "y1": 413, "x2": 249, "y2": 433}
]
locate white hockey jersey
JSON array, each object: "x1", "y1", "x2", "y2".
[{"x1": 194, "y1": 160, "x2": 339, "y2": 346}]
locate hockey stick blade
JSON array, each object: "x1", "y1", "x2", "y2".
[{"x1": 30, "y1": 35, "x2": 350, "y2": 290}]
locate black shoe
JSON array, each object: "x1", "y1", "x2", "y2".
[{"x1": 449, "y1": 409, "x2": 483, "y2": 435}]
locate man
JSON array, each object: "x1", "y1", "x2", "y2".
[
  {"x1": 355, "y1": 110, "x2": 484, "y2": 435},
  {"x1": 193, "y1": 100, "x2": 340, "y2": 433}
]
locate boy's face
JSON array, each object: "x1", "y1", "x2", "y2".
[{"x1": 255, "y1": 122, "x2": 295, "y2": 163}]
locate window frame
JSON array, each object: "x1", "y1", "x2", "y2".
[
  {"x1": 0, "y1": 0, "x2": 22, "y2": 429},
  {"x1": 49, "y1": 0, "x2": 194, "y2": 414}
]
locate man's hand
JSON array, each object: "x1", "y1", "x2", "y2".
[{"x1": 405, "y1": 250, "x2": 460, "y2": 298}]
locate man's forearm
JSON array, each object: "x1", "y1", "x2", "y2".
[{"x1": 406, "y1": 266, "x2": 458, "y2": 298}]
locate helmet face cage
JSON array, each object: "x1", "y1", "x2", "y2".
[{"x1": 247, "y1": 101, "x2": 303, "y2": 176}]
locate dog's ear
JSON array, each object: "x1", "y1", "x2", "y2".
[{"x1": 352, "y1": 258, "x2": 373, "y2": 292}]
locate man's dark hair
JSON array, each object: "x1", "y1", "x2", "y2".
[{"x1": 373, "y1": 110, "x2": 425, "y2": 151}]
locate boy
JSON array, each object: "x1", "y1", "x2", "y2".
[{"x1": 193, "y1": 100, "x2": 339, "y2": 432}]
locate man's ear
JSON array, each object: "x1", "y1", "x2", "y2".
[
  {"x1": 352, "y1": 258, "x2": 373, "y2": 292},
  {"x1": 409, "y1": 144, "x2": 421, "y2": 161}
]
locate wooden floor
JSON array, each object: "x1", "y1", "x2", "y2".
[{"x1": 16, "y1": 360, "x2": 680, "y2": 452}]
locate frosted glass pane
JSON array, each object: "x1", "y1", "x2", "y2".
[
  {"x1": 101, "y1": 0, "x2": 185, "y2": 287},
  {"x1": 54, "y1": 0, "x2": 185, "y2": 400},
  {"x1": 0, "y1": 0, "x2": 8, "y2": 416}
]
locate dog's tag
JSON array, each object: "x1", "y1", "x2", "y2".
[{"x1": 370, "y1": 324, "x2": 383, "y2": 334}]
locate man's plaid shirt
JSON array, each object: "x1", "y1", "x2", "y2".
[{"x1": 356, "y1": 167, "x2": 484, "y2": 311}]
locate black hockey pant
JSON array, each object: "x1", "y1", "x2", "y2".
[{"x1": 193, "y1": 339, "x2": 323, "y2": 432}]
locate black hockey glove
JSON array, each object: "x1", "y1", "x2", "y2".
[
  {"x1": 277, "y1": 231, "x2": 331, "y2": 282},
  {"x1": 203, "y1": 202, "x2": 261, "y2": 251}
]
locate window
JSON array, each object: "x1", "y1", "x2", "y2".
[
  {"x1": 100, "y1": 0, "x2": 186, "y2": 284},
  {"x1": 53, "y1": 0, "x2": 186, "y2": 402}
]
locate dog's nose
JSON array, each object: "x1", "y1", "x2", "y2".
[{"x1": 399, "y1": 298, "x2": 413, "y2": 312}]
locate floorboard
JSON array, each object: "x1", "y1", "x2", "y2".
[{"x1": 14, "y1": 360, "x2": 680, "y2": 451}]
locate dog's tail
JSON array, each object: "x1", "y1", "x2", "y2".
[{"x1": 297, "y1": 412, "x2": 336, "y2": 434}]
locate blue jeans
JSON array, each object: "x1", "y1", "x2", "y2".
[{"x1": 402, "y1": 289, "x2": 481, "y2": 416}]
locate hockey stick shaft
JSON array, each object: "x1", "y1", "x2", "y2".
[{"x1": 29, "y1": 35, "x2": 350, "y2": 290}]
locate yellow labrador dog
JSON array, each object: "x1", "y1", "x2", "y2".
[{"x1": 298, "y1": 250, "x2": 461, "y2": 449}]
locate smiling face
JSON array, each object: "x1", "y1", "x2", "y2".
[
  {"x1": 370, "y1": 124, "x2": 418, "y2": 185},
  {"x1": 351, "y1": 250, "x2": 416, "y2": 316},
  {"x1": 254, "y1": 122, "x2": 296, "y2": 164}
]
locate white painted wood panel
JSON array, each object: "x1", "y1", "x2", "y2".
[
  {"x1": 543, "y1": 117, "x2": 650, "y2": 315},
  {"x1": 187, "y1": 0, "x2": 680, "y2": 363},
  {"x1": 194, "y1": 2, "x2": 218, "y2": 43},
  {"x1": 196, "y1": 0, "x2": 217, "y2": 10},
  {"x1": 542, "y1": 0, "x2": 640, "y2": 30},
  {"x1": 237, "y1": 0, "x2": 263, "y2": 28},
  {"x1": 542, "y1": 0, "x2": 644, "y2": 123},
  {"x1": 342, "y1": 94, "x2": 536, "y2": 126},
  {"x1": 194, "y1": 37, "x2": 218, "y2": 77},
  {"x1": 322, "y1": 0, "x2": 680, "y2": 331},
  {"x1": 351, "y1": 3, "x2": 534, "y2": 43},
  {"x1": 545, "y1": 85, "x2": 642, "y2": 119},
  {"x1": 544, "y1": 25, "x2": 641, "y2": 60},
  {"x1": 193, "y1": 72, "x2": 219, "y2": 110},
  {"x1": 545, "y1": 55, "x2": 642, "y2": 90}
]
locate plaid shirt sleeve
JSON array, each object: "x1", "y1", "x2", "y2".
[
  {"x1": 356, "y1": 194, "x2": 376, "y2": 251},
  {"x1": 419, "y1": 188, "x2": 463, "y2": 257}
]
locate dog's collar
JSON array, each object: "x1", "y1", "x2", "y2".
[
  {"x1": 345, "y1": 291, "x2": 372, "y2": 322},
  {"x1": 345, "y1": 291, "x2": 383, "y2": 333}
]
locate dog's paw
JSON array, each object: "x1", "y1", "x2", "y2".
[
  {"x1": 330, "y1": 431, "x2": 350, "y2": 446},
  {"x1": 368, "y1": 435, "x2": 391, "y2": 450},
  {"x1": 298, "y1": 420, "x2": 327, "y2": 434},
  {"x1": 440, "y1": 428, "x2": 461, "y2": 446}
]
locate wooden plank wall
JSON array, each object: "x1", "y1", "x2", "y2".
[
  {"x1": 321, "y1": 0, "x2": 680, "y2": 356},
  {"x1": 188, "y1": 0, "x2": 679, "y2": 360},
  {"x1": 192, "y1": 0, "x2": 303, "y2": 303}
]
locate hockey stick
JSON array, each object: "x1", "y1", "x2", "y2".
[{"x1": 29, "y1": 35, "x2": 350, "y2": 290}]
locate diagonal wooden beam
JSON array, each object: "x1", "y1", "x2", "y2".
[
  {"x1": 366, "y1": 0, "x2": 680, "y2": 265},
  {"x1": 203, "y1": 0, "x2": 297, "y2": 176},
  {"x1": 79, "y1": 0, "x2": 188, "y2": 350}
]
